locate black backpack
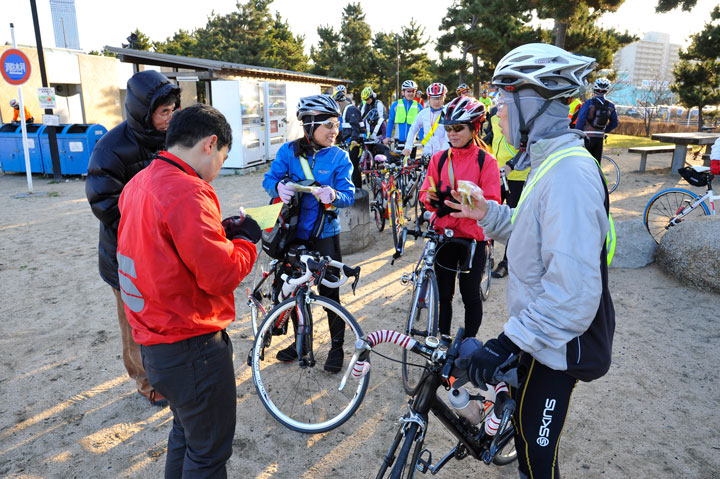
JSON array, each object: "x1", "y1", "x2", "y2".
[{"x1": 589, "y1": 100, "x2": 611, "y2": 129}]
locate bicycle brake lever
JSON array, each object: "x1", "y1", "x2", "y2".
[{"x1": 339, "y1": 339, "x2": 371, "y2": 391}]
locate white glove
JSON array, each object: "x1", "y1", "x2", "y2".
[
  {"x1": 277, "y1": 182, "x2": 295, "y2": 204},
  {"x1": 314, "y1": 186, "x2": 336, "y2": 205}
]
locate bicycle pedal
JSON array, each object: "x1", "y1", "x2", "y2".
[
  {"x1": 416, "y1": 449, "x2": 432, "y2": 473},
  {"x1": 400, "y1": 273, "x2": 413, "y2": 285}
]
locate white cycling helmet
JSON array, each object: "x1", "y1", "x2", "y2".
[
  {"x1": 402, "y1": 79, "x2": 418, "y2": 91},
  {"x1": 296, "y1": 94, "x2": 341, "y2": 121},
  {"x1": 10, "y1": 99, "x2": 18, "y2": 108},
  {"x1": 335, "y1": 85, "x2": 347, "y2": 93},
  {"x1": 593, "y1": 77, "x2": 611, "y2": 93},
  {"x1": 492, "y1": 43, "x2": 596, "y2": 100}
]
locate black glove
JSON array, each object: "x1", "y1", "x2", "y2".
[
  {"x1": 221, "y1": 215, "x2": 262, "y2": 244},
  {"x1": 431, "y1": 187, "x2": 459, "y2": 218},
  {"x1": 467, "y1": 333, "x2": 521, "y2": 387}
]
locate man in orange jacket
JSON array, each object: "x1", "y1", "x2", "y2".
[{"x1": 117, "y1": 104, "x2": 260, "y2": 478}]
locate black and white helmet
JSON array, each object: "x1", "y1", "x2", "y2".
[
  {"x1": 335, "y1": 85, "x2": 347, "y2": 94},
  {"x1": 441, "y1": 96, "x2": 486, "y2": 131},
  {"x1": 593, "y1": 77, "x2": 611, "y2": 93},
  {"x1": 296, "y1": 94, "x2": 341, "y2": 121},
  {"x1": 492, "y1": 43, "x2": 596, "y2": 100},
  {"x1": 401, "y1": 79, "x2": 418, "y2": 90}
]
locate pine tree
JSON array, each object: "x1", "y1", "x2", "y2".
[
  {"x1": 338, "y1": 3, "x2": 374, "y2": 100},
  {"x1": 670, "y1": 5, "x2": 720, "y2": 131},
  {"x1": 310, "y1": 26, "x2": 342, "y2": 77},
  {"x1": 529, "y1": 0, "x2": 625, "y2": 48}
]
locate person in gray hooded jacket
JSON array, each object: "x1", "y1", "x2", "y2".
[{"x1": 448, "y1": 43, "x2": 615, "y2": 479}]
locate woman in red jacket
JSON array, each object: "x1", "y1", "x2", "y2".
[{"x1": 419, "y1": 96, "x2": 501, "y2": 338}]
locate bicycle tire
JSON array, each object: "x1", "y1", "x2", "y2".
[
  {"x1": 390, "y1": 192, "x2": 405, "y2": 254},
  {"x1": 373, "y1": 203, "x2": 386, "y2": 232},
  {"x1": 491, "y1": 426, "x2": 518, "y2": 466},
  {"x1": 480, "y1": 241, "x2": 493, "y2": 301},
  {"x1": 643, "y1": 188, "x2": 709, "y2": 244},
  {"x1": 402, "y1": 270, "x2": 439, "y2": 395},
  {"x1": 250, "y1": 295, "x2": 370, "y2": 433},
  {"x1": 600, "y1": 155, "x2": 620, "y2": 194},
  {"x1": 389, "y1": 422, "x2": 421, "y2": 479}
]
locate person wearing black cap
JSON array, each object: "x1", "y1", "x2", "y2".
[{"x1": 85, "y1": 70, "x2": 181, "y2": 407}]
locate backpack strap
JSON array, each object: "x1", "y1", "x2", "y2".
[{"x1": 436, "y1": 148, "x2": 486, "y2": 191}]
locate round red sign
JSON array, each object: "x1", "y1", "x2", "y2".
[{"x1": 1, "y1": 49, "x2": 32, "y2": 85}]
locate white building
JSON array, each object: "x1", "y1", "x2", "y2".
[{"x1": 613, "y1": 32, "x2": 681, "y2": 86}]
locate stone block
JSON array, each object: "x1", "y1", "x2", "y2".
[
  {"x1": 339, "y1": 188, "x2": 371, "y2": 254},
  {"x1": 610, "y1": 219, "x2": 657, "y2": 269}
]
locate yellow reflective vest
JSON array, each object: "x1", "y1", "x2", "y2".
[
  {"x1": 395, "y1": 99, "x2": 420, "y2": 125},
  {"x1": 490, "y1": 115, "x2": 529, "y2": 182}
]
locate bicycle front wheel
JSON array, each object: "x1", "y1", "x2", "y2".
[
  {"x1": 643, "y1": 188, "x2": 709, "y2": 244},
  {"x1": 480, "y1": 241, "x2": 493, "y2": 301},
  {"x1": 402, "y1": 270, "x2": 439, "y2": 395},
  {"x1": 390, "y1": 192, "x2": 405, "y2": 255},
  {"x1": 250, "y1": 295, "x2": 369, "y2": 433},
  {"x1": 492, "y1": 425, "x2": 518, "y2": 466},
  {"x1": 389, "y1": 422, "x2": 422, "y2": 479},
  {"x1": 601, "y1": 155, "x2": 620, "y2": 194}
]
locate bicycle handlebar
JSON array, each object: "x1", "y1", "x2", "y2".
[{"x1": 283, "y1": 254, "x2": 361, "y2": 292}]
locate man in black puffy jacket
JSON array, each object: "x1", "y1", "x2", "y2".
[{"x1": 85, "y1": 70, "x2": 180, "y2": 407}]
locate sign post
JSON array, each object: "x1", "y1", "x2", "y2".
[{"x1": 2, "y1": 26, "x2": 33, "y2": 193}]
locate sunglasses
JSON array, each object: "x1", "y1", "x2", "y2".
[
  {"x1": 444, "y1": 124, "x2": 468, "y2": 133},
  {"x1": 305, "y1": 119, "x2": 341, "y2": 130}
]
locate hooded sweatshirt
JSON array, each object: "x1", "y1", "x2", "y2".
[{"x1": 478, "y1": 89, "x2": 614, "y2": 381}]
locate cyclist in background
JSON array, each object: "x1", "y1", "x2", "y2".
[
  {"x1": 360, "y1": 86, "x2": 385, "y2": 137},
  {"x1": 384, "y1": 79, "x2": 424, "y2": 159},
  {"x1": 419, "y1": 96, "x2": 501, "y2": 339},
  {"x1": 364, "y1": 108, "x2": 390, "y2": 158},
  {"x1": 403, "y1": 82, "x2": 449, "y2": 158},
  {"x1": 484, "y1": 106, "x2": 529, "y2": 279},
  {"x1": 333, "y1": 90, "x2": 363, "y2": 188},
  {"x1": 414, "y1": 87, "x2": 425, "y2": 107},
  {"x1": 448, "y1": 43, "x2": 614, "y2": 479},
  {"x1": 567, "y1": 96, "x2": 583, "y2": 129},
  {"x1": 575, "y1": 77, "x2": 619, "y2": 161},
  {"x1": 334, "y1": 84, "x2": 347, "y2": 97},
  {"x1": 456, "y1": 83, "x2": 471, "y2": 98},
  {"x1": 262, "y1": 94, "x2": 355, "y2": 373},
  {"x1": 479, "y1": 89, "x2": 493, "y2": 112}
]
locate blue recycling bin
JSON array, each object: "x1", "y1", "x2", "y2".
[
  {"x1": 42, "y1": 123, "x2": 107, "y2": 175},
  {"x1": 39, "y1": 124, "x2": 70, "y2": 175},
  {"x1": 0, "y1": 123, "x2": 46, "y2": 173}
]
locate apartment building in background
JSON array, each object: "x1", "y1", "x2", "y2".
[
  {"x1": 50, "y1": 0, "x2": 81, "y2": 50},
  {"x1": 613, "y1": 32, "x2": 681, "y2": 86}
]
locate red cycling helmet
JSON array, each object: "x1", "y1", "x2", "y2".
[
  {"x1": 441, "y1": 96, "x2": 486, "y2": 131},
  {"x1": 426, "y1": 83, "x2": 447, "y2": 98}
]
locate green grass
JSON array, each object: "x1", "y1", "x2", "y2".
[{"x1": 604, "y1": 134, "x2": 673, "y2": 149}]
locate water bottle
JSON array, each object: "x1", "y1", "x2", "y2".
[
  {"x1": 447, "y1": 387, "x2": 482, "y2": 425},
  {"x1": 483, "y1": 383, "x2": 509, "y2": 436}
]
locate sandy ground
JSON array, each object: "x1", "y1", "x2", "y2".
[{"x1": 0, "y1": 149, "x2": 719, "y2": 479}]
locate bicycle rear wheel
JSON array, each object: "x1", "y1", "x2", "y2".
[
  {"x1": 402, "y1": 270, "x2": 439, "y2": 395},
  {"x1": 643, "y1": 188, "x2": 709, "y2": 244},
  {"x1": 480, "y1": 241, "x2": 493, "y2": 301},
  {"x1": 251, "y1": 295, "x2": 369, "y2": 433},
  {"x1": 601, "y1": 155, "x2": 620, "y2": 194}
]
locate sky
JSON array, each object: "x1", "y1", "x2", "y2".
[{"x1": 2, "y1": 0, "x2": 717, "y2": 58}]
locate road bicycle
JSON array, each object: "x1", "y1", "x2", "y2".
[
  {"x1": 339, "y1": 328, "x2": 518, "y2": 478},
  {"x1": 247, "y1": 245, "x2": 369, "y2": 433},
  {"x1": 399, "y1": 226, "x2": 494, "y2": 394},
  {"x1": 365, "y1": 159, "x2": 412, "y2": 256},
  {"x1": 643, "y1": 165, "x2": 717, "y2": 244}
]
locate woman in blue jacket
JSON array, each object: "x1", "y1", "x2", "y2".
[{"x1": 262, "y1": 94, "x2": 355, "y2": 373}]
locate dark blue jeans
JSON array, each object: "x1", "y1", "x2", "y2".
[{"x1": 141, "y1": 330, "x2": 236, "y2": 479}]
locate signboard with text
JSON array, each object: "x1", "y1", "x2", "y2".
[
  {"x1": 1, "y1": 49, "x2": 31, "y2": 85},
  {"x1": 38, "y1": 87, "x2": 57, "y2": 108}
]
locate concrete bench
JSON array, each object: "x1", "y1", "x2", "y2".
[{"x1": 628, "y1": 146, "x2": 676, "y2": 172}]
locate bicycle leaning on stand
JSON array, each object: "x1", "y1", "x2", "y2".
[
  {"x1": 643, "y1": 164, "x2": 718, "y2": 243},
  {"x1": 247, "y1": 245, "x2": 369, "y2": 433},
  {"x1": 339, "y1": 327, "x2": 519, "y2": 479}
]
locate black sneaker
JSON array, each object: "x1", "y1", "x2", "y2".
[
  {"x1": 491, "y1": 262, "x2": 508, "y2": 279},
  {"x1": 276, "y1": 343, "x2": 298, "y2": 362},
  {"x1": 323, "y1": 346, "x2": 344, "y2": 373}
]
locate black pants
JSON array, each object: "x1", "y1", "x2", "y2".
[
  {"x1": 499, "y1": 179, "x2": 525, "y2": 266},
  {"x1": 141, "y1": 330, "x2": 236, "y2": 479},
  {"x1": 311, "y1": 235, "x2": 345, "y2": 346},
  {"x1": 434, "y1": 240, "x2": 486, "y2": 338},
  {"x1": 511, "y1": 354, "x2": 577, "y2": 479},
  {"x1": 348, "y1": 143, "x2": 362, "y2": 188},
  {"x1": 584, "y1": 136, "x2": 604, "y2": 162}
]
